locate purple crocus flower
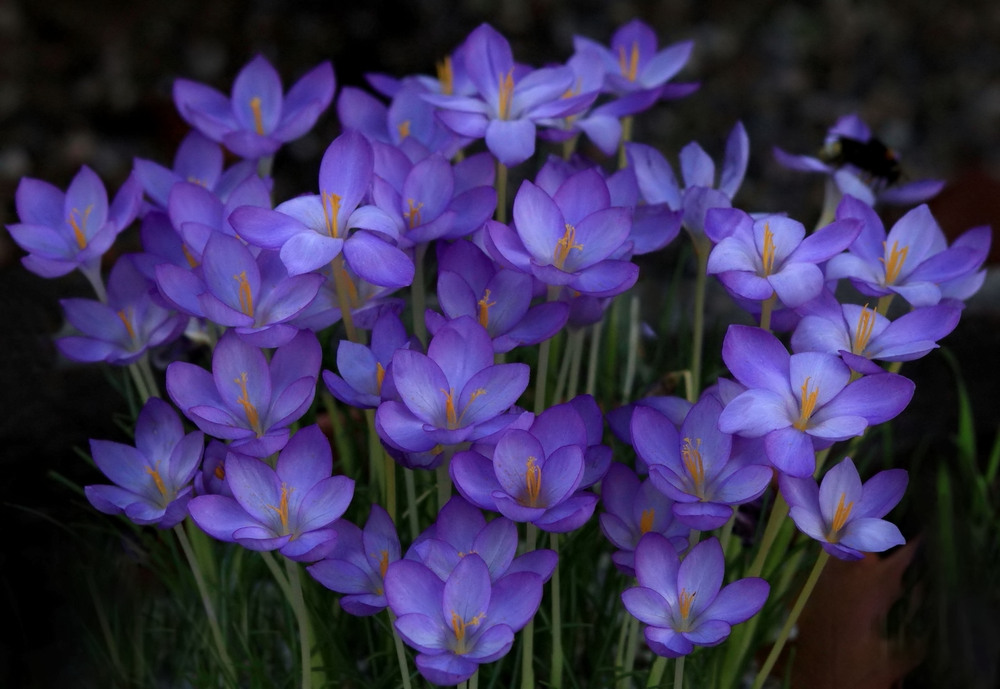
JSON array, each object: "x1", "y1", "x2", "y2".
[
  {"x1": 375, "y1": 316, "x2": 529, "y2": 459},
  {"x1": 7, "y1": 165, "x2": 141, "y2": 289},
  {"x1": 230, "y1": 131, "x2": 412, "y2": 288},
  {"x1": 163, "y1": 172, "x2": 272, "y2": 263},
  {"x1": 323, "y1": 309, "x2": 414, "y2": 409},
  {"x1": 157, "y1": 233, "x2": 322, "y2": 348},
  {"x1": 426, "y1": 239, "x2": 568, "y2": 353},
  {"x1": 371, "y1": 145, "x2": 496, "y2": 246},
  {"x1": 573, "y1": 19, "x2": 696, "y2": 100},
  {"x1": 58, "y1": 255, "x2": 187, "y2": 365},
  {"x1": 622, "y1": 534, "x2": 769, "y2": 658},
  {"x1": 791, "y1": 300, "x2": 962, "y2": 375},
  {"x1": 486, "y1": 172, "x2": 636, "y2": 297},
  {"x1": 407, "y1": 496, "x2": 558, "y2": 584},
  {"x1": 600, "y1": 463, "x2": 690, "y2": 577},
  {"x1": 780, "y1": 457, "x2": 907, "y2": 560},
  {"x1": 133, "y1": 130, "x2": 256, "y2": 211},
  {"x1": 450, "y1": 400, "x2": 598, "y2": 532},
  {"x1": 194, "y1": 440, "x2": 232, "y2": 498},
  {"x1": 774, "y1": 113, "x2": 943, "y2": 206},
  {"x1": 86, "y1": 397, "x2": 203, "y2": 529},
  {"x1": 718, "y1": 325, "x2": 914, "y2": 477},
  {"x1": 166, "y1": 329, "x2": 321, "y2": 457},
  {"x1": 424, "y1": 23, "x2": 595, "y2": 167},
  {"x1": 385, "y1": 552, "x2": 543, "y2": 685},
  {"x1": 627, "y1": 121, "x2": 748, "y2": 242},
  {"x1": 173, "y1": 55, "x2": 335, "y2": 160},
  {"x1": 706, "y1": 208, "x2": 860, "y2": 309},
  {"x1": 307, "y1": 504, "x2": 400, "y2": 615},
  {"x1": 632, "y1": 396, "x2": 773, "y2": 531},
  {"x1": 826, "y1": 195, "x2": 989, "y2": 308},
  {"x1": 188, "y1": 425, "x2": 354, "y2": 562}
]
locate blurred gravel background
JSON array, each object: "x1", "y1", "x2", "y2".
[{"x1": 1, "y1": 0, "x2": 998, "y2": 687}]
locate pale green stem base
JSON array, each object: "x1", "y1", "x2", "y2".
[
  {"x1": 388, "y1": 609, "x2": 414, "y2": 689},
  {"x1": 520, "y1": 524, "x2": 538, "y2": 689},
  {"x1": 689, "y1": 240, "x2": 710, "y2": 403},
  {"x1": 751, "y1": 550, "x2": 831, "y2": 689},
  {"x1": 174, "y1": 524, "x2": 235, "y2": 684},
  {"x1": 647, "y1": 656, "x2": 667, "y2": 688},
  {"x1": 550, "y1": 532, "x2": 564, "y2": 689},
  {"x1": 412, "y1": 243, "x2": 429, "y2": 347},
  {"x1": 286, "y1": 558, "x2": 323, "y2": 689}
]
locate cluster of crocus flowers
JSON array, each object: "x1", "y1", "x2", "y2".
[{"x1": 10, "y1": 15, "x2": 994, "y2": 689}]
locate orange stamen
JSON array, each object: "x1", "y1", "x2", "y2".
[
  {"x1": 761, "y1": 222, "x2": 777, "y2": 276},
  {"x1": 68, "y1": 206, "x2": 93, "y2": 250},
  {"x1": 404, "y1": 198, "x2": 423, "y2": 229},
  {"x1": 234, "y1": 270, "x2": 254, "y2": 317},
  {"x1": 639, "y1": 508, "x2": 655, "y2": 534},
  {"x1": 266, "y1": 482, "x2": 292, "y2": 534},
  {"x1": 214, "y1": 463, "x2": 226, "y2": 480},
  {"x1": 553, "y1": 223, "x2": 583, "y2": 270},
  {"x1": 436, "y1": 56, "x2": 454, "y2": 96},
  {"x1": 322, "y1": 191, "x2": 342, "y2": 238},
  {"x1": 497, "y1": 69, "x2": 515, "y2": 120},
  {"x1": 397, "y1": 119, "x2": 411, "y2": 140},
  {"x1": 524, "y1": 456, "x2": 542, "y2": 507},
  {"x1": 829, "y1": 492, "x2": 854, "y2": 539},
  {"x1": 234, "y1": 371, "x2": 263, "y2": 436},
  {"x1": 250, "y1": 96, "x2": 265, "y2": 135},
  {"x1": 375, "y1": 362, "x2": 386, "y2": 396},
  {"x1": 145, "y1": 462, "x2": 168, "y2": 498},
  {"x1": 678, "y1": 589, "x2": 696, "y2": 621},
  {"x1": 440, "y1": 387, "x2": 486, "y2": 429},
  {"x1": 477, "y1": 289, "x2": 496, "y2": 329},
  {"x1": 793, "y1": 377, "x2": 820, "y2": 431},
  {"x1": 450, "y1": 610, "x2": 486, "y2": 654},
  {"x1": 378, "y1": 550, "x2": 390, "y2": 580},
  {"x1": 618, "y1": 41, "x2": 640, "y2": 82},
  {"x1": 116, "y1": 308, "x2": 137, "y2": 342},
  {"x1": 880, "y1": 240, "x2": 909, "y2": 285},
  {"x1": 853, "y1": 303, "x2": 876, "y2": 355},
  {"x1": 681, "y1": 437, "x2": 706, "y2": 498}
]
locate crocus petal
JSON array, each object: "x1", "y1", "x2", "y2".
[
  {"x1": 485, "y1": 118, "x2": 536, "y2": 167},
  {"x1": 838, "y1": 518, "x2": 905, "y2": 553}
]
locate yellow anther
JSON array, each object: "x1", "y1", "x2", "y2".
[
  {"x1": 404, "y1": 198, "x2": 424, "y2": 229},
  {"x1": 553, "y1": 223, "x2": 584, "y2": 270},
  {"x1": 250, "y1": 96, "x2": 265, "y2": 135},
  {"x1": 322, "y1": 191, "x2": 342, "y2": 238},
  {"x1": 68, "y1": 206, "x2": 93, "y2": 250},
  {"x1": 761, "y1": 222, "x2": 777, "y2": 276},
  {"x1": 233, "y1": 270, "x2": 254, "y2": 317},
  {"x1": 524, "y1": 456, "x2": 542, "y2": 507},
  {"x1": 397, "y1": 119, "x2": 411, "y2": 140},
  {"x1": 793, "y1": 377, "x2": 820, "y2": 431},
  {"x1": 853, "y1": 303, "x2": 876, "y2": 355},
  {"x1": 682, "y1": 437, "x2": 706, "y2": 498},
  {"x1": 639, "y1": 508, "x2": 655, "y2": 534},
  {"x1": 880, "y1": 240, "x2": 909, "y2": 285},
  {"x1": 442, "y1": 387, "x2": 459, "y2": 428},
  {"x1": 477, "y1": 288, "x2": 496, "y2": 329},
  {"x1": 234, "y1": 371, "x2": 263, "y2": 436},
  {"x1": 375, "y1": 362, "x2": 386, "y2": 396},
  {"x1": 266, "y1": 482, "x2": 292, "y2": 534},
  {"x1": 436, "y1": 56, "x2": 454, "y2": 96},
  {"x1": 186, "y1": 175, "x2": 207, "y2": 187},
  {"x1": 828, "y1": 492, "x2": 854, "y2": 539},
  {"x1": 145, "y1": 462, "x2": 168, "y2": 498},
  {"x1": 378, "y1": 549, "x2": 390, "y2": 579},
  {"x1": 678, "y1": 588, "x2": 696, "y2": 621},
  {"x1": 450, "y1": 610, "x2": 486, "y2": 654},
  {"x1": 116, "y1": 308, "x2": 137, "y2": 342},
  {"x1": 497, "y1": 69, "x2": 515, "y2": 120},
  {"x1": 440, "y1": 387, "x2": 486, "y2": 429},
  {"x1": 214, "y1": 463, "x2": 226, "y2": 480},
  {"x1": 618, "y1": 41, "x2": 640, "y2": 82},
  {"x1": 182, "y1": 243, "x2": 199, "y2": 268}
]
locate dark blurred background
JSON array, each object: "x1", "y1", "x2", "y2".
[{"x1": 1, "y1": 0, "x2": 998, "y2": 687}]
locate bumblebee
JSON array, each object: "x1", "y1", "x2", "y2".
[{"x1": 819, "y1": 135, "x2": 902, "y2": 186}]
